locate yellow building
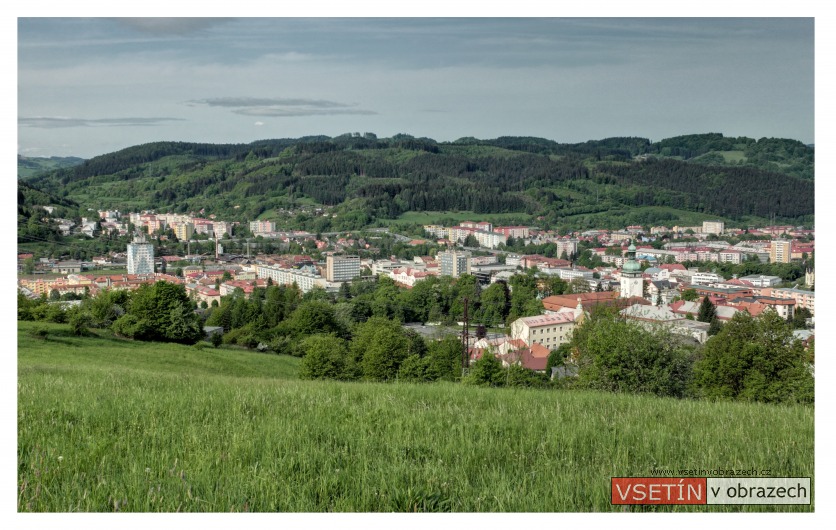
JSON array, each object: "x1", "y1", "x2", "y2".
[
  {"x1": 173, "y1": 222, "x2": 195, "y2": 241},
  {"x1": 769, "y1": 240, "x2": 791, "y2": 263}
]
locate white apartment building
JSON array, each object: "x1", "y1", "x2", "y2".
[
  {"x1": 510, "y1": 312, "x2": 577, "y2": 349},
  {"x1": 555, "y1": 239, "x2": 579, "y2": 258},
  {"x1": 691, "y1": 272, "x2": 724, "y2": 285},
  {"x1": 255, "y1": 265, "x2": 326, "y2": 293},
  {"x1": 212, "y1": 221, "x2": 233, "y2": 238},
  {"x1": 702, "y1": 220, "x2": 725, "y2": 235},
  {"x1": 552, "y1": 267, "x2": 594, "y2": 282},
  {"x1": 474, "y1": 230, "x2": 507, "y2": 249},
  {"x1": 738, "y1": 275, "x2": 782, "y2": 287},
  {"x1": 127, "y1": 233, "x2": 154, "y2": 275},
  {"x1": 718, "y1": 249, "x2": 743, "y2": 264},
  {"x1": 423, "y1": 225, "x2": 448, "y2": 239}
]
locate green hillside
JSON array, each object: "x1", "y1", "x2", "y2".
[
  {"x1": 19, "y1": 322, "x2": 813, "y2": 512},
  {"x1": 18, "y1": 155, "x2": 85, "y2": 179},
  {"x1": 19, "y1": 133, "x2": 814, "y2": 232}
]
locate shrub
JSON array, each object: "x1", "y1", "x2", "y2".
[
  {"x1": 298, "y1": 334, "x2": 349, "y2": 380},
  {"x1": 462, "y1": 351, "x2": 504, "y2": 387},
  {"x1": 398, "y1": 354, "x2": 432, "y2": 382}
]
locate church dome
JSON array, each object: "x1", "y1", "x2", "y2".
[
  {"x1": 622, "y1": 259, "x2": 641, "y2": 273},
  {"x1": 622, "y1": 242, "x2": 640, "y2": 272}
]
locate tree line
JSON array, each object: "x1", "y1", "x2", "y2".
[{"x1": 19, "y1": 265, "x2": 813, "y2": 404}]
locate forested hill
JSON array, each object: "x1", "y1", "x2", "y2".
[
  {"x1": 18, "y1": 155, "x2": 85, "y2": 179},
  {"x1": 20, "y1": 133, "x2": 814, "y2": 232}
]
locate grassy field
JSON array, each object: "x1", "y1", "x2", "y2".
[
  {"x1": 395, "y1": 211, "x2": 532, "y2": 226},
  {"x1": 18, "y1": 321, "x2": 814, "y2": 512},
  {"x1": 717, "y1": 150, "x2": 747, "y2": 163},
  {"x1": 558, "y1": 205, "x2": 770, "y2": 229}
]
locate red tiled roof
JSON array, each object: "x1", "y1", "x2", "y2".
[
  {"x1": 519, "y1": 349, "x2": 548, "y2": 371},
  {"x1": 529, "y1": 343, "x2": 550, "y2": 358}
]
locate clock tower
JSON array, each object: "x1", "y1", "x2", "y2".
[{"x1": 620, "y1": 242, "x2": 643, "y2": 299}]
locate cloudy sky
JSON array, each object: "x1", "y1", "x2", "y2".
[{"x1": 18, "y1": 17, "x2": 814, "y2": 159}]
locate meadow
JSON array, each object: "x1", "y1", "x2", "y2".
[
  {"x1": 394, "y1": 210, "x2": 532, "y2": 226},
  {"x1": 18, "y1": 321, "x2": 814, "y2": 512}
]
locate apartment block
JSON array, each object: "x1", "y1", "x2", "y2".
[
  {"x1": 702, "y1": 220, "x2": 725, "y2": 235},
  {"x1": 439, "y1": 250, "x2": 471, "y2": 278},
  {"x1": 770, "y1": 240, "x2": 792, "y2": 264},
  {"x1": 325, "y1": 254, "x2": 361, "y2": 282},
  {"x1": 127, "y1": 233, "x2": 155, "y2": 275}
]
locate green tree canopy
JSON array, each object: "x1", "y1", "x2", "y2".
[
  {"x1": 571, "y1": 307, "x2": 694, "y2": 398},
  {"x1": 350, "y1": 317, "x2": 411, "y2": 381},
  {"x1": 112, "y1": 281, "x2": 203, "y2": 344},
  {"x1": 299, "y1": 334, "x2": 350, "y2": 380},
  {"x1": 692, "y1": 311, "x2": 813, "y2": 404}
]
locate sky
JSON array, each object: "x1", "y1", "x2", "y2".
[{"x1": 17, "y1": 16, "x2": 815, "y2": 159}]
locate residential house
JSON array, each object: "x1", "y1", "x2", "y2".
[{"x1": 510, "y1": 312, "x2": 577, "y2": 350}]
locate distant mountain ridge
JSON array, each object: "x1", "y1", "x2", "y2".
[
  {"x1": 18, "y1": 155, "x2": 86, "y2": 179},
  {"x1": 18, "y1": 133, "x2": 814, "y2": 232}
]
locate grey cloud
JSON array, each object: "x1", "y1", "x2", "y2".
[
  {"x1": 193, "y1": 97, "x2": 353, "y2": 109},
  {"x1": 113, "y1": 18, "x2": 233, "y2": 36},
  {"x1": 190, "y1": 96, "x2": 376, "y2": 118},
  {"x1": 19, "y1": 117, "x2": 185, "y2": 129},
  {"x1": 232, "y1": 107, "x2": 378, "y2": 117}
]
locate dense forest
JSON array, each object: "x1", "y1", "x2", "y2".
[{"x1": 20, "y1": 133, "x2": 814, "y2": 232}]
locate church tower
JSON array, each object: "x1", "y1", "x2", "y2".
[{"x1": 620, "y1": 242, "x2": 643, "y2": 299}]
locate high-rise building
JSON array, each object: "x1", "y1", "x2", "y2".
[
  {"x1": 326, "y1": 255, "x2": 360, "y2": 282},
  {"x1": 770, "y1": 240, "x2": 792, "y2": 263},
  {"x1": 173, "y1": 222, "x2": 195, "y2": 242},
  {"x1": 439, "y1": 250, "x2": 471, "y2": 278},
  {"x1": 127, "y1": 233, "x2": 154, "y2": 275}
]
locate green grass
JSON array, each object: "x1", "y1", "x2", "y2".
[
  {"x1": 717, "y1": 150, "x2": 747, "y2": 163},
  {"x1": 395, "y1": 211, "x2": 532, "y2": 226},
  {"x1": 18, "y1": 322, "x2": 814, "y2": 512},
  {"x1": 559, "y1": 205, "x2": 771, "y2": 228}
]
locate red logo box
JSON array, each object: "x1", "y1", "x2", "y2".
[{"x1": 611, "y1": 477, "x2": 708, "y2": 505}]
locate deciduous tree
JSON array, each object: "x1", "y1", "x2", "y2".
[{"x1": 692, "y1": 311, "x2": 813, "y2": 404}]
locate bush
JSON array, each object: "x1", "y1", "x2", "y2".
[
  {"x1": 299, "y1": 334, "x2": 349, "y2": 380},
  {"x1": 68, "y1": 308, "x2": 92, "y2": 336},
  {"x1": 27, "y1": 325, "x2": 49, "y2": 340},
  {"x1": 398, "y1": 354, "x2": 432, "y2": 382},
  {"x1": 505, "y1": 364, "x2": 549, "y2": 388},
  {"x1": 462, "y1": 351, "x2": 504, "y2": 387},
  {"x1": 572, "y1": 307, "x2": 694, "y2": 398}
]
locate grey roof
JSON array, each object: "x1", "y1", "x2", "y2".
[
  {"x1": 793, "y1": 330, "x2": 814, "y2": 341},
  {"x1": 621, "y1": 304, "x2": 682, "y2": 322}
]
